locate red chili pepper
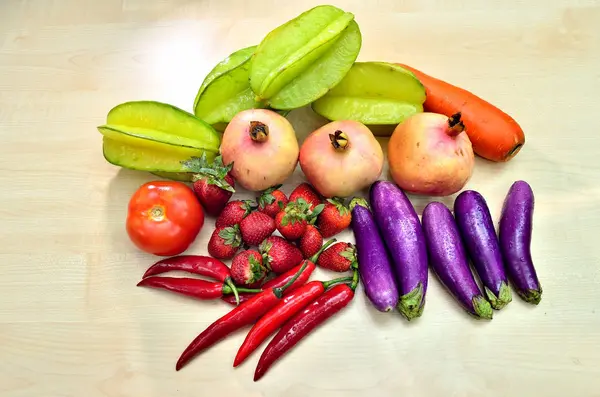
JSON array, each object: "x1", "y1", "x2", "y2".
[
  {"x1": 221, "y1": 261, "x2": 315, "y2": 305},
  {"x1": 221, "y1": 239, "x2": 336, "y2": 306},
  {"x1": 233, "y1": 275, "x2": 353, "y2": 367},
  {"x1": 253, "y1": 267, "x2": 359, "y2": 381},
  {"x1": 175, "y1": 261, "x2": 308, "y2": 371},
  {"x1": 142, "y1": 255, "x2": 240, "y2": 304},
  {"x1": 137, "y1": 277, "x2": 261, "y2": 300}
]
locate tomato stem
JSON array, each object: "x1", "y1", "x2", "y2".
[{"x1": 148, "y1": 205, "x2": 165, "y2": 221}]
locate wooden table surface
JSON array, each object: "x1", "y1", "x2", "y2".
[{"x1": 1, "y1": 1, "x2": 599, "y2": 396}]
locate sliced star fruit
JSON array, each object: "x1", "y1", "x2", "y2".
[
  {"x1": 312, "y1": 62, "x2": 426, "y2": 126},
  {"x1": 250, "y1": 5, "x2": 362, "y2": 110},
  {"x1": 98, "y1": 101, "x2": 220, "y2": 175},
  {"x1": 193, "y1": 45, "x2": 267, "y2": 130}
]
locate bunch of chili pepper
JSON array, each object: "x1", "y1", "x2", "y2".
[
  {"x1": 138, "y1": 255, "x2": 253, "y2": 305},
  {"x1": 175, "y1": 259, "x2": 359, "y2": 381},
  {"x1": 138, "y1": 247, "x2": 359, "y2": 381}
]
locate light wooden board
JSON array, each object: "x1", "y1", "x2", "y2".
[{"x1": 1, "y1": 1, "x2": 599, "y2": 396}]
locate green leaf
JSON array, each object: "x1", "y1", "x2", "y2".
[
  {"x1": 248, "y1": 254, "x2": 265, "y2": 282},
  {"x1": 218, "y1": 225, "x2": 241, "y2": 247},
  {"x1": 182, "y1": 153, "x2": 235, "y2": 192},
  {"x1": 339, "y1": 244, "x2": 356, "y2": 261},
  {"x1": 311, "y1": 203, "x2": 325, "y2": 218},
  {"x1": 259, "y1": 240, "x2": 272, "y2": 255}
]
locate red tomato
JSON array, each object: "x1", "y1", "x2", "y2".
[{"x1": 126, "y1": 181, "x2": 204, "y2": 256}]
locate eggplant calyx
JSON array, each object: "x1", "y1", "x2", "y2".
[
  {"x1": 446, "y1": 112, "x2": 465, "y2": 137},
  {"x1": 397, "y1": 282, "x2": 425, "y2": 321},
  {"x1": 517, "y1": 286, "x2": 542, "y2": 305},
  {"x1": 349, "y1": 197, "x2": 369, "y2": 211},
  {"x1": 329, "y1": 130, "x2": 349, "y2": 150},
  {"x1": 485, "y1": 282, "x2": 513, "y2": 310},
  {"x1": 249, "y1": 121, "x2": 269, "y2": 142},
  {"x1": 471, "y1": 295, "x2": 493, "y2": 320}
]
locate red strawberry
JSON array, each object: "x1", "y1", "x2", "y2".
[
  {"x1": 207, "y1": 225, "x2": 241, "y2": 259},
  {"x1": 317, "y1": 198, "x2": 352, "y2": 238},
  {"x1": 240, "y1": 212, "x2": 276, "y2": 246},
  {"x1": 182, "y1": 154, "x2": 235, "y2": 216},
  {"x1": 231, "y1": 250, "x2": 267, "y2": 287},
  {"x1": 289, "y1": 183, "x2": 322, "y2": 211},
  {"x1": 298, "y1": 224, "x2": 323, "y2": 259},
  {"x1": 275, "y1": 211, "x2": 307, "y2": 241},
  {"x1": 260, "y1": 236, "x2": 303, "y2": 274},
  {"x1": 257, "y1": 185, "x2": 288, "y2": 218},
  {"x1": 317, "y1": 242, "x2": 356, "y2": 272},
  {"x1": 215, "y1": 200, "x2": 256, "y2": 228}
]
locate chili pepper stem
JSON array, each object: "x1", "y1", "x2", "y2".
[
  {"x1": 222, "y1": 284, "x2": 262, "y2": 295},
  {"x1": 225, "y1": 277, "x2": 240, "y2": 305},
  {"x1": 309, "y1": 238, "x2": 336, "y2": 263},
  {"x1": 350, "y1": 261, "x2": 359, "y2": 291},
  {"x1": 322, "y1": 276, "x2": 353, "y2": 290},
  {"x1": 273, "y1": 261, "x2": 308, "y2": 298}
]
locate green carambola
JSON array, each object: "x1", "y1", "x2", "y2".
[
  {"x1": 98, "y1": 101, "x2": 220, "y2": 174},
  {"x1": 193, "y1": 46, "x2": 266, "y2": 129},
  {"x1": 312, "y1": 62, "x2": 427, "y2": 126},
  {"x1": 250, "y1": 5, "x2": 362, "y2": 110}
]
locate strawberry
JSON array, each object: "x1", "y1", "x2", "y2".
[
  {"x1": 215, "y1": 200, "x2": 256, "y2": 228},
  {"x1": 289, "y1": 183, "x2": 322, "y2": 211},
  {"x1": 260, "y1": 236, "x2": 303, "y2": 274},
  {"x1": 317, "y1": 242, "x2": 356, "y2": 272},
  {"x1": 317, "y1": 198, "x2": 352, "y2": 238},
  {"x1": 298, "y1": 224, "x2": 323, "y2": 259},
  {"x1": 207, "y1": 225, "x2": 241, "y2": 260},
  {"x1": 239, "y1": 211, "x2": 276, "y2": 246},
  {"x1": 231, "y1": 250, "x2": 267, "y2": 287},
  {"x1": 257, "y1": 185, "x2": 288, "y2": 218},
  {"x1": 275, "y1": 211, "x2": 307, "y2": 241},
  {"x1": 182, "y1": 154, "x2": 235, "y2": 216}
]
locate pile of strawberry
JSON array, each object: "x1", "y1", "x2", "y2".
[{"x1": 191, "y1": 156, "x2": 356, "y2": 287}]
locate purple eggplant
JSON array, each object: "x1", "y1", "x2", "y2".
[
  {"x1": 370, "y1": 181, "x2": 428, "y2": 320},
  {"x1": 499, "y1": 180, "x2": 542, "y2": 304},
  {"x1": 454, "y1": 190, "x2": 512, "y2": 310},
  {"x1": 349, "y1": 198, "x2": 399, "y2": 312},
  {"x1": 422, "y1": 202, "x2": 493, "y2": 320}
]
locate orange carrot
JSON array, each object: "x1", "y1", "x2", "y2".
[{"x1": 397, "y1": 64, "x2": 525, "y2": 162}]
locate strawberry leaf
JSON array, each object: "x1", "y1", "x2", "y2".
[
  {"x1": 219, "y1": 225, "x2": 241, "y2": 248},
  {"x1": 311, "y1": 203, "x2": 325, "y2": 218},
  {"x1": 241, "y1": 200, "x2": 258, "y2": 217},
  {"x1": 182, "y1": 153, "x2": 235, "y2": 193},
  {"x1": 259, "y1": 240, "x2": 272, "y2": 255},
  {"x1": 327, "y1": 197, "x2": 349, "y2": 216},
  {"x1": 340, "y1": 244, "x2": 356, "y2": 261},
  {"x1": 248, "y1": 254, "x2": 265, "y2": 282}
]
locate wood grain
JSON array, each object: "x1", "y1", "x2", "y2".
[{"x1": 1, "y1": 1, "x2": 599, "y2": 396}]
